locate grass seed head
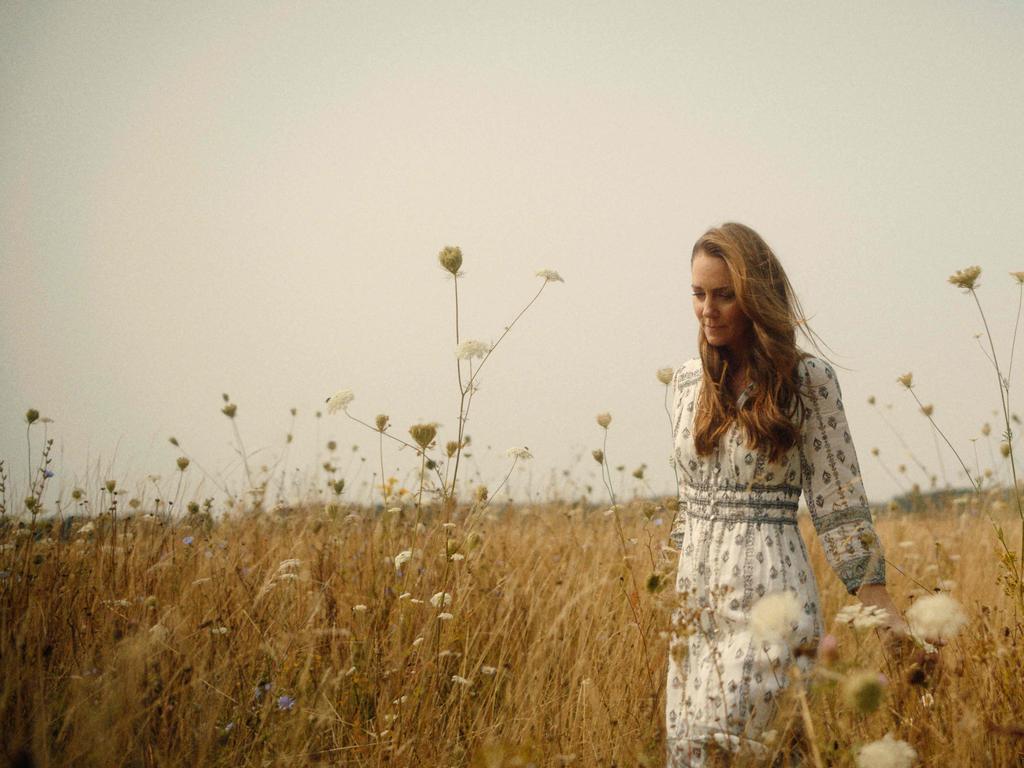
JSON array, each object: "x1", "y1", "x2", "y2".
[{"x1": 438, "y1": 246, "x2": 463, "y2": 275}]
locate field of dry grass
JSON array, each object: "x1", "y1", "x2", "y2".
[{"x1": 1, "y1": 491, "x2": 1022, "y2": 767}]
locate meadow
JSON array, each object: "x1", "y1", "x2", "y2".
[{"x1": 2, "y1": 258, "x2": 1023, "y2": 767}]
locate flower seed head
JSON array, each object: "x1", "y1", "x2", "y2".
[
  {"x1": 506, "y1": 447, "x2": 532, "y2": 460},
  {"x1": 591, "y1": 449, "x2": 604, "y2": 464},
  {"x1": 920, "y1": 404, "x2": 934, "y2": 417},
  {"x1": 596, "y1": 412, "x2": 612, "y2": 429},
  {"x1": 169, "y1": 436, "x2": 179, "y2": 447},
  {"x1": 176, "y1": 457, "x2": 190, "y2": 471},
  {"x1": 409, "y1": 423, "x2": 438, "y2": 450},
  {"x1": 656, "y1": 367, "x2": 674, "y2": 385},
  {"x1": 438, "y1": 246, "x2": 463, "y2": 275},
  {"x1": 1011, "y1": 271, "x2": 1024, "y2": 284},
  {"x1": 25, "y1": 409, "x2": 39, "y2": 425},
  {"x1": 222, "y1": 403, "x2": 237, "y2": 418},
  {"x1": 375, "y1": 414, "x2": 389, "y2": 432},
  {"x1": 105, "y1": 480, "x2": 116, "y2": 493},
  {"x1": 981, "y1": 422, "x2": 991, "y2": 436},
  {"x1": 897, "y1": 372, "x2": 913, "y2": 389},
  {"x1": 905, "y1": 592, "x2": 968, "y2": 643},
  {"x1": 855, "y1": 733, "x2": 917, "y2": 768},
  {"x1": 1000, "y1": 442, "x2": 1011, "y2": 458},
  {"x1": 948, "y1": 265, "x2": 981, "y2": 290},
  {"x1": 535, "y1": 269, "x2": 564, "y2": 283}
]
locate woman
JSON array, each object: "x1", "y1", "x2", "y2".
[{"x1": 665, "y1": 222, "x2": 908, "y2": 766}]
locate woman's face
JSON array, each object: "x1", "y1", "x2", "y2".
[{"x1": 691, "y1": 251, "x2": 752, "y2": 354}]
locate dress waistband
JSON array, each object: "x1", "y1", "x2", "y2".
[{"x1": 679, "y1": 482, "x2": 802, "y2": 526}]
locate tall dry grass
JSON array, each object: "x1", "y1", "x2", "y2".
[{"x1": 1, "y1": 494, "x2": 1022, "y2": 767}]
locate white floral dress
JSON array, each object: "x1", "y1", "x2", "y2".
[{"x1": 665, "y1": 356, "x2": 886, "y2": 767}]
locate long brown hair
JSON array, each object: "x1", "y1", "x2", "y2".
[{"x1": 691, "y1": 222, "x2": 825, "y2": 463}]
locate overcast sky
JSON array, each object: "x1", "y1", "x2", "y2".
[{"x1": 2, "y1": 1, "x2": 1023, "y2": 512}]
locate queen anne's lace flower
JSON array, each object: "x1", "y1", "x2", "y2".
[
  {"x1": 505, "y1": 447, "x2": 533, "y2": 460},
  {"x1": 536, "y1": 269, "x2": 564, "y2": 282},
  {"x1": 326, "y1": 389, "x2": 355, "y2": 414},
  {"x1": 835, "y1": 603, "x2": 890, "y2": 630},
  {"x1": 430, "y1": 592, "x2": 452, "y2": 608},
  {"x1": 394, "y1": 550, "x2": 412, "y2": 570},
  {"x1": 455, "y1": 340, "x2": 489, "y2": 360}
]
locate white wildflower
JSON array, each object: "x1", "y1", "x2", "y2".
[
  {"x1": 656, "y1": 367, "x2": 674, "y2": 385},
  {"x1": 905, "y1": 593, "x2": 968, "y2": 643},
  {"x1": 451, "y1": 674, "x2": 471, "y2": 686},
  {"x1": 455, "y1": 339, "x2": 490, "y2": 360},
  {"x1": 481, "y1": 665, "x2": 497, "y2": 675},
  {"x1": 398, "y1": 592, "x2": 411, "y2": 600},
  {"x1": 353, "y1": 604, "x2": 368, "y2": 613},
  {"x1": 834, "y1": 603, "x2": 889, "y2": 630},
  {"x1": 750, "y1": 590, "x2": 802, "y2": 645},
  {"x1": 78, "y1": 522, "x2": 95, "y2": 535},
  {"x1": 536, "y1": 269, "x2": 564, "y2": 283},
  {"x1": 394, "y1": 550, "x2": 412, "y2": 570},
  {"x1": 855, "y1": 732, "x2": 917, "y2": 768},
  {"x1": 430, "y1": 592, "x2": 452, "y2": 608},
  {"x1": 411, "y1": 636, "x2": 424, "y2": 647},
  {"x1": 410, "y1": 598, "x2": 424, "y2": 605},
  {"x1": 325, "y1": 389, "x2": 355, "y2": 414},
  {"x1": 438, "y1": 612, "x2": 454, "y2": 621},
  {"x1": 449, "y1": 553, "x2": 465, "y2": 561},
  {"x1": 506, "y1": 447, "x2": 533, "y2": 460}
]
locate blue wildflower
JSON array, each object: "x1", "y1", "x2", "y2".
[
  {"x1": 182, "y1": 536, "x2": 194, "y2": 545},
  {"x1": 43, "y1": 469, "x2": 54, "y2": 479},
  {"x1": 276, "y1": 695, "x2": 295, "y2": 711}
]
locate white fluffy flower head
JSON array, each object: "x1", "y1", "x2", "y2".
[
  {"x1": 835, "y1": 603, "x2": 890, "y2": 630},
  {"x1": 430, "y1": 591, "x2": 452, "y2": 608},
  {"x1": 855, "y1": 732, "x2": 917, "y2": 768},
  {"x1": 326, "y1": 389, "x2": 355, "y2": 414},
  {"x1": 455, "y1": 339, "x2": 490, "y2": 360},
  {"x1": 536, "y1": 269, "x2": 564, "y2": 283},
  {"x1": 506, "y1": 447, "x2": 533, "y2": 460},
  {"x1": 750, "y1": 590, "x2": 802, "y2": 645},
  {"x1": 905, "y1": 592, "x2": 968, "y2": 643},
  {"x1": 394, "y1": 550, "x2": 412, "y2": 570}
]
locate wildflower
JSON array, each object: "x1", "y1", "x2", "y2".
[
  {"x1": 437, "y1": 612, "x2": 454, "y2": 621},
  {"x1": 481, "y1": 665, "x2": 497, "y2": 675},
  {"x1": 535, "y1": 269, "x2": 564, "y2": 282},
  {"x1": 176, "y1": 457, "x2": 190, "y2": 471},
  {"x1": 25, "y1": 409, "x2": 40, "y2": 424},
  {"x1": 475, "y1": 485, "x2": 489, "y2": 502},
  {"x1": 1001, "y1": 442, "x2": 1011, "y2": 458},
  {"x1": 596, "y1": 412, "x2": 612, "y2": 429},
  {"x1": 871, "y1": 447, "x2": 880, "y2": 456},
  {"x1": 920, "y1": 404, "x2": 933, "y2": 417},
  {"x1": 72, "y1": 488, "x2": 84, "y2": 501},
  {"x1": 1012, "y1": 271, "x2": 1024, "y2": 284},
  {"x1": 325, "y1": 389, "x2": 355, "y2": 414},
  {"x1": 948, "y1": 265, "x2": 981, "y2": 290},
  {"x1": 905, "y1": 593, "x2": 968, "y2": 643},
  {"x1": 451, "y1": 675, "x2": 471, "y2": 686},
  {"x1": 276, "y1": 695, "x2": 295, "y2": 711},
  {"x1": 867, "y1": 395, "x2": 876, "y2": 405},
  {"x1": 398, "y1": 592, "x2": 411, "y2": 600},
  {"x1": 656, "y1": 367, "x2": 674, "y2": 385},
  {"x1": 506, "y1": 447, "x2": 533, "y2": 460},
  {"x1": 105, "y1": 480, "x2": 117, "y2": 493},
  {"x1": 450, "y1": 553, "x2": 465, "y2": 561},
  {"x1": 222, "y1": 403, "x2": 237, "y2": 418},
  {"x1": 431, "y1": 592, "x2": 452, "y2": 608},
  {"x1": 855, "y1": 732, "x2": 917, "y2": 768},
  {"x1": 394, "y1": 550, "x2": 412, "y2": 570},
  {"x1": 353, "y1": 604, "x2": 368, "y2": 613},
  {"x1": 182, "y1": 536, "x2": 194, "y2": 546},
  {"x1": 842, "y1": 670, "x2": 886, "y2": 714},
  {"x1": 43, "y1": 469, "x2": 54, "y2": 479},
  {"x1": 592, "y1": 449, "x2": 604, "y2": 464},
  {"x1": 409, "y1": 423, "x2": 438, "y2": 450},
  {"x1": 375, "y1": 414, "x2": 389, "y2": 431},
  {"x1": 412, "y1": 636, "x2": 424, "y2": 647},
  {"x1": 896, "y1": 372, "x2": 913, "y2": 389},
  {"x1": 78, "y1": 522, "x2": 94, "y2": 535},
  {"x1": 750, "y1": 590, "x2": 802, "y2": 645},
  {"x1": 438, "y1": 246, "x2": 463, "y2": 275},
  {"x1": 455, "y1": 340, "x2": 490, "y2": 360},
  {"x1": 981, "y1": 422, "x2": 991, "y2": 436}
]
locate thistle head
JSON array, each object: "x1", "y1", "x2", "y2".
[
  {"x1": 948, "y1": 265, "x2": 981, "y2": 290},
  {"x1": 438, "y1": 246, "x2": 463, "y2": 275},
  {"x1": 656, "y1": 367, "x2": 674, "y2": 386}
]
